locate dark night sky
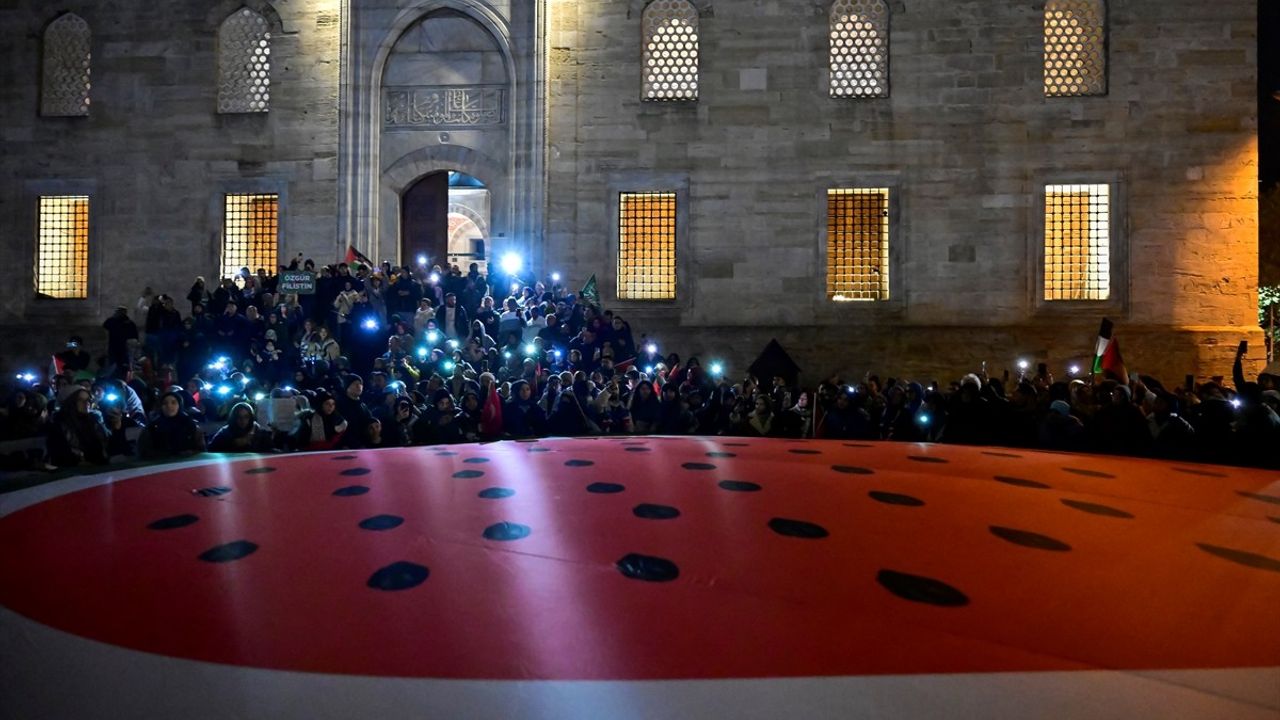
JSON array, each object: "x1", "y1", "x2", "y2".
[{"x1": 1262, "y1": 1, "x2": 1279, "y2": 187}]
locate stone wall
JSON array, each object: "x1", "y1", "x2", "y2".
[
  {"x1": 0, "y1": 0, "x2": 341, "y2": 334},
  {"x1": 545, "y1": 0, "x2": 1263, "y2": 380}
]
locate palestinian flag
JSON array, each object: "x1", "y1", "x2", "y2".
[
  {"x1": 580, "y1": 275, "x2": 602, "y2": 310},
  {"x1": 1092, "y1": 319, "x2": 1129, "y2": 384},
  {"x1": 344, "y1": 245, "x2": 374, "y2": 268}
]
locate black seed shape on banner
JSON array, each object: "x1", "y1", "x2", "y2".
[
  {"x1": 989, "y1": 526, "x2": 1072, "y2": 552},
  {"x1": 587, "y1": 482, "x2": 626, "y2": 494},
  {"x1": 148, "y1": 514, "x2": 199, "y2": 530},
  {"x1": 832, "y1": 465, "x2": 874, "y2": 475},
  {"x1": 478, "y1": 487, "x2": 515, "y2": 499},
  {"x1": 1062, "y1": 467, "x2": 1116, "y2": 479},
  {"x1": 244, "y1": 467, "x2": 276, "y2": 475},
  {"x1": 483, "y1": 522, "x2": 532, "y2": 542},
  {"x1": 358, "y1": 515, "x2": 404, "y2": 531},
  {"x1": 332, "y1": 485, "x2": 370, "y2": 497},
  {"x1": 633, "y1": 503, "x2": 681, "y2": 520},
  {"x1": 340, "y1": 467, "x2": 372, "y2": 476},
  {"x1": 367, "y1": 562, "x2": 430, "y2": 591},
  {"x1": 993, "y1": 476, "x2": 1051, "y2": 490},
  {"x1": 198, "y1": 540, "x2": 258, "y2": 563},
  {"x1": 1060, "y1": 499, "x2": 1134, "y2": 518},
  {"x1": 1172, "y1": 467, "x2": 1228, "y2": 478},
  {"x1": 1195, "y1": 543, "x2": 1280, "y2": 573},
  {"x1": 877, "y1": 569, "x2": 969, "y2": 607},
  {"x1": 617, "y1": 553, "x2": 679, "y2": 582},
  {"x1": 452, "y1": 470, "x2": 485, "y2": 479},
  {"x1": 1238, "y1": 491, "x2": 1280, "y2": 506},
  {"x1": 718, "y1": 480, "x2": 762, "y2": 492},
  {"x1": 869, "y1": 491, "x2": 925, "y2": 507},
  {"x1": 768, "y1": 517, "x2": 829, "y2": 539}
]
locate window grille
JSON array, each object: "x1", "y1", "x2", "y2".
[
  {"x1": 222, "y1": 194, "x2": 279, "y2": 280},
  {"x1": 36, "y1": 196, "x2": 90, "y2": 299},
  {"x1": 829, "y1": 0, "x2": 889, "y2": 98},
  {"x1": 41, "y1": 14, "x2": 91, "y2": 117},
  {"x1": 827, "y1": 188, "x2": 889, "y2": 302},
  {"x1": 618, "y1": 192, "x2": 677, "y2": 300},
  {"x1": 218, "y1": 8, "x2": 272, "y2": 113},
  {"x1": 1043, "y1": 0, "x2": 1106, "y2": 97},
  {"x1": 1044, "y1": 184, "x2": 1110, "y2": 301},
  {"x1": 642, "y1": 0, "x2": 699, "y2": 101}
]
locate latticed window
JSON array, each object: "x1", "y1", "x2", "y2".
[
  {"x1": 36, "y1": 196, "x2": 90, "y2": 299},
  {"x1": 1043, "y1": 0, "x2": 1106, "y2": 97},
  {"x1": 1044, "y1": 184, "x2": 1110, "y2": 301},
  {"x1": 41, "y1": 14, "x2": 91, "y2": 117},
  {"x1": 829, "y1": 0, "x2": 889, "y2": 98},
  {"x1": 618, "y1": 192, "x2": 677, "y2": 300},
  {"x1": 218, "y1": 8, "x2": 272, "y2": 113},
  {"x1": 641, "y1": 0, "x2": 699, "y2": 101},
  {"x1": 827, "y1": 188, "x2": 889, "y2": 302},
  {"x1": 222, "y1": 194, "x2": 279, "y2": 279}
]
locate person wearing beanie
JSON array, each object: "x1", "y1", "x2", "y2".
[
  {"x1": 137, "y1": 390, "x2": 207, "y2": 460},
  {"x1": 413, "y1": 388, "x2": 465, "y2": 445},
  {"x1": 336, "y1": 373, "x2": 373, "y2": 448}
]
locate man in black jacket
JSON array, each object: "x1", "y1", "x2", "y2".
[
  {"x1": 435, "y1": 293, "x2": 470, "y2": 340},
  {"x1": 102, "y1": 307, "x2": 138, "y2": 369}
]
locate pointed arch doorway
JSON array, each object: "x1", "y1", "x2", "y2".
[{"x1": 400, "y1": 170, "x2": 491, "y2": 269}]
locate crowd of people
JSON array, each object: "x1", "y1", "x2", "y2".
[{"x1": 1, "y1": 258, "x2": 1278, "y2": 473}]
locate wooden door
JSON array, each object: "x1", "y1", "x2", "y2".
[{"x1": 400, "y1": 172, "x2": 449, "y2": 267}]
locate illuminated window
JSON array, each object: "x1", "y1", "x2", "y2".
[
  {"x1": 222, "y1": 194, "x2": 279, "y2": 279},
  {"x1": 218, "y1": 7, "x2": 271, "y2": 113},
  {"x1": 618, "y1": 192, "x2": 677, "y2": 300},
  {"x1": 827, "y1": 188, "x2": 889, "y2": 302},
  {"x1": 1043, "y1": 0, "x2": 1106, "y2": 97},
  {"x1": 1044, "y1": 184, "x2": 1110, "y2": 301},
  {"x1": 36, "y1": 196, "x2": 90, "y2": 299},
  {"x1": 829, "y1": 0, "x2": 889, "y2": 99},
  {"x1": 41, "y1": 13, "x2": 91, "y2": 117},
  {"x1": 642, "y1": 0, "x2": 699, "y2": 101}
]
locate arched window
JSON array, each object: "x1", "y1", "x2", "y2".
[
  {"x1": 217, "y1": 7, "x2": 272, "y2": 113},
  {"x1": 641, "y1": 0, "x2": 699, "y2": 102},
  {"x1": 1044, "y1": 0, "x2": 1106, "y2": 97},
  {"x1": 829, "y1": 0, "x2": 889, "y2": 99},
  {"x1": 41, "y1": 13, "x2": 91, "y2": 117}
]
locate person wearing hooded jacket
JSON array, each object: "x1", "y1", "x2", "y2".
[
  {"x1": 47, "y1": 386, "x2": 129, "y2": 468},
  {"x1": 137, "y1": 390, "x2": 207, "y2": 460},
  {"x1": 413, "y1": 389, "x2": 467, "y2": 445},
  {"x1": 502, "y1": 380, "x2": 546, "y2": 438},
  {"x1": 209, "y1": 402, "x2": 274, "y2": 453}
]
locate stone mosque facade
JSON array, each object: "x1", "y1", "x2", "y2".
[{"x1": 0, "y1": 0, "x2": 1263, "y2": 380}]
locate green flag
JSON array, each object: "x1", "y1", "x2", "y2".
[{"x1": 580, "y1": 274, "x2": 601, "y2": 308}]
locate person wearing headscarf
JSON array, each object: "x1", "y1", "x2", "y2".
[
  {"x1": 209, "y1": 402, "x2": 273, "y2": 453},
  {"x1": 502, "y1": 380, "x2": 546, "y2": 438},
  {"x1": 47, "y1": 386, "x2": 128, "y2": 468},
  {"x1": 293, "y1": 391, "x2": 348, "y2": 451},
  {"x1": 137, "y1": 390, "x2": 207, "y2": 460}
]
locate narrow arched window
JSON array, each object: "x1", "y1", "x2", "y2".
[
  {"x1": 1044, "y1": 0, "x2": 1106, "y2": 97},
  {"x1": 218, "y1": 7, "x2": 272, "y2": 113},
  {"x1": 641, "y1": 0, "x2": 699, "y2": 102},
  {"x1": 829, "y1": 0, "x2": 889, "y2": 99},
  {"x1": 41, "y1": 13, "x2": 91, "y2": 117}
]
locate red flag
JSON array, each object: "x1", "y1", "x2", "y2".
[
  {"x1": 480, "y1": 384, "x2": 504, "y2": 437},
  {"x1": 1100, "y1": 337, "x2": 1129, "y2": 384},
  {"x1": 49, "y1": 354, "x2": 65, "y2": 380},
  {"x1": 344, "y1": 245, "x2": 374, "y2": 267}
]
